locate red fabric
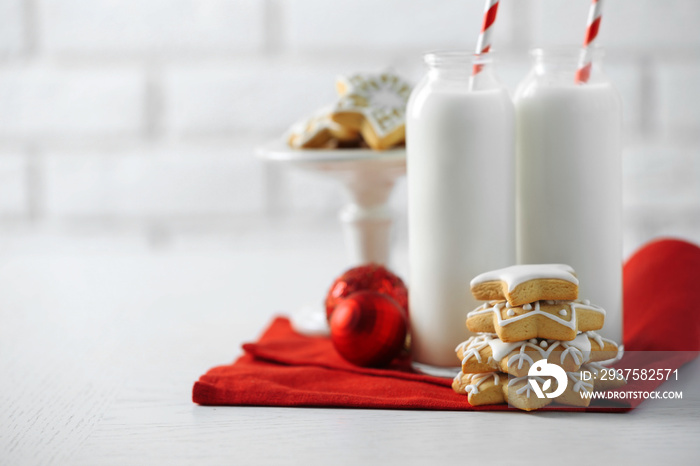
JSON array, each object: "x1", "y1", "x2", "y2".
[
  {"x1": 623, "y1": 238, "x2": 700, "y2": 351},
  {"x1": 193, "y1": 238, "x2": 700, "y2": 411}
]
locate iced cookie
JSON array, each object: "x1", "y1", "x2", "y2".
[
  {"x1": 456, "y1": 331, "x2": 621, "y2": 378},
  {"x1": 287, "y1": 107, "x2": 359, "y2": 149},
  {"x1": 330, "y1": 73, "x2": 411, "y2": 150},
  {"x1": 452, "y1": 372, "x2": 506, "y2": 407},
  {"x1": 466, "y1": 300, "x2": 605, "y2": 342},
  {"x1": 502, "y1": 375, "x2": 555, "y2": 411},
  {"x1": 553, "y1": 370, "x2": 596, "y2": 408},
  {"x1": 453, "y1": 366, "x2": 625, "y2": 411},
  {"x1": 452, "y1": 371, "x2": 550, "y2": 411},
  {"x1": 470, "y1": 264, "x2": 579, "y2": 307}
]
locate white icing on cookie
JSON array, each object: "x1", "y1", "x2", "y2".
[
  {"x1": 586, "y1": 331, "x2": 625, "y2": 366},
  {"x1": 567, "y1": 371, "x2": 594, "y2": 394},
  {"x1": 462, "y1": 372, "x2": 500, "y2": 395},
  {"x1": 286, "y1": 106, "x2": 354, "y2": 148},
  {"x1": 457, "y1": 330, "x2": 613, "y2": 372},
  {"x1": 456, "y1": 335, "x2": 491, "y2": 364},
  {"x1": 487, "y1": 338, "x2": 521, "y2": 362},
  {"x1": 467, "y1": 300, "x2": 605, "y2": 331},
  {"x1": 586, "y1": 330, "x2": 616, "y2": 351},
  {"x1": 511, "y1": 375, "x2": 546, "y2": 398},
  {"x1": 511, "y1": 371, "x2": 593, "y2": 398},
  {"x1": 470, "y1": 264, "x2": 578, "y2": 291},
  {"x1": 333, "y1": 73, "x2": 412, "y2": 138},
  {"x1": 560, "y1": 332, "x2": 592, "y2": 365}
]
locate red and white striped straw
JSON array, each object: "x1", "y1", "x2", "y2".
[
  {"x1": 575, "y1": 0, "x2": 604, "y2": 84},
  {"x1": 473, "y1": 0, "x2": 500, "y2": 75}
]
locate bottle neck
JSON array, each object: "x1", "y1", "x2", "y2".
[
  {"x1": 530, "y1": 47, "x2": 607, "y2": 84},
  {"x1": 424, "y1": 51, "x2": 500, "y2": 90}
]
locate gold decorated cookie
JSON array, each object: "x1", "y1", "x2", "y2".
[
  {"x1": 466, "y1": 300, "x2": 606, "y2": 342},
  {"x1": 452, "y1": 371, "x2": 550, "y2": 411},
  {"x1": 330, "y1": 72, "x2": 411, "y2": 150},
  {"x1": 470, "y1": 264, "x2": 579, "y2": 307},
  {"x1": 452, "y1": 372, "x2": 511, "y2": 408},
  {"x1": 456, "y1": 331, "x2": 621, "y2": 378},
  {"x1": 287, "y1": 107, "x2": 359, "y2": 149},
  {"x1": 452, "y1": 364, "x2": 625, "y2": 411}
]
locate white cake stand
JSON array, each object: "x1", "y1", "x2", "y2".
[
  {"x1": 257, "y1": 141, "x2": 406, "y2": 266},
  {"x1": 256, "y1": 141, "x2": 407, "y2": 335}
]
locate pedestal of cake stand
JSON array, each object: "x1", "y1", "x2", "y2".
[
  {"x1": 257, "y1": 141, "x2": 406, "y2": 336},
  {"x1": 257, "y1": 141, "x2": 406, "y2": 266}
]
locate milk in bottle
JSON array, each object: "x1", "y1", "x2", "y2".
[
  {"x1": 515, "y1": 48, "x2": 623, "y2": 342},
  {"x1": 407, "y1": 52, "x2": 515, "y2": 367}
]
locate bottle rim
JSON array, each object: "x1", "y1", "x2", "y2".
[
  {"x1": 424, "y1": 50, "x2": 495, "y2": 68},
  {"x1": 530, "y1": 45, "x2": 605, "y2": 63}
]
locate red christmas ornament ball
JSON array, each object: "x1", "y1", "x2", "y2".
[
  {"x1": 329, "y1": 290, "x2": 408, "y2": 368},
  {"x1": 325, "y1": 264, "x2": 408, "y2": 320}
]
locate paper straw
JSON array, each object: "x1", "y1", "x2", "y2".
[
  {"x1": 473, "y1": 0, "x2": 500, "y2": 76},
  {"x1": 575, "y1": 0, "x2": 604, "y2": 84}
]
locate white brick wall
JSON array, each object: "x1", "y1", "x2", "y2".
[
  {"x1": 0, "y1": 153, "x2": 28, "y2": 217},
  {"x1": 282, "y1": 0, "x2": 515, "y2": 52},
  {"x1": 0, "y1": 64, "x2": 145, "y2": 139},
  {"x1": 529, "y1": 0, "x2": 700, "y2": 50},
  {"x1": 0, "y1": 0, "x2": 697, "y2": 249},
  {"x1": 43, "y1": 142, "x2": 264, "y2": 218},
  {"x1": 163, "y1": 61, "x2": 340, "y2": 136},
  {"x1": 624, "y1": 143, "x2": 699, "y2": 209},
  {"x1": 38, "y1": 0, "x2": 265, "y2": 55},
  {"x1": 0, "y1": 0, "x2": 25, "y2": 58},
  {"x1": 604, "y1": 0, "x2": 700, "y2": 51},
  {"x1": 656, "y1": 62, "x2": 700, "y2": 136}
]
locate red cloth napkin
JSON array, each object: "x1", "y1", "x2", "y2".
[{"x1": 193, "y1": 238, "x2": 700, "y2": 411}]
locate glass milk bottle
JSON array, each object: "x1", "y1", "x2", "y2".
[
  {"x1": 514, "y1": 48, "x2": 622, "y2": 342},
  {"x1": 407, "y1": 52, "x2": 515, "y2": 368}
]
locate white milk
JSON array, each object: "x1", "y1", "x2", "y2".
[
  {"x1": 407, "y1": 55, "x2": 515, "y2": 367},
  {"x1": 515, "y1": 80, "x2": 622, "y2": 342}
]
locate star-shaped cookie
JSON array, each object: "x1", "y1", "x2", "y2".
[
  {"x1": 455, "y1": 331, "x2": 621, "y2": 377},
  {"x1": 452, "y1": 364, "x2": 625, "y2": 411},
  {"x1": 470, "y1": 264, "x2": 579, "y2": 307},
  {"x1": 287, "y1": 106, "x2": 359, "y2": 149},
  {"x1": 466, "y1": 300, "x2": 606, "y2": 342},
  {"x1": 330, "y1": 72, "x2": 412, "y2": 150}
]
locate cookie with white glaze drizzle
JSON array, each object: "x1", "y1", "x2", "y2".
[
  {"x1": 452, "y1": 364, "x2": 626, "y2": 411},
  {"x1": 330, "y1": 72, "x2": 411, "y2": 150},
  {"x1": 466, "y1": 300, "x2": 606, "y2": 342},
  {"x1": 287, "y1": 106, "x2": 360, "y2": 149},
  {"x1": 470, "y1": 264, "x2": 579, "y2": 307},
  {"x1": 455, "y1": 331, "x2": 621, "y2": 378},
  {"x1": 451, "y1": 372, "x2": 506, "y2": 408},
  {"x1": 452, "y1": 371, "x2": 550, "y2": 411}
]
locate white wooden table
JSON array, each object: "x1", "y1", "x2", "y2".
[{"x1": 2, "y1": 243, "x2": 699, "y2": 465}]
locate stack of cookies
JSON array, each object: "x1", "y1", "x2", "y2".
[
  {"x1": 286, "y1": 72, "x2": 412, "y2": 151},
  {"x1": 452, "y1": 264, "x2": 625, "y2": 411}
]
